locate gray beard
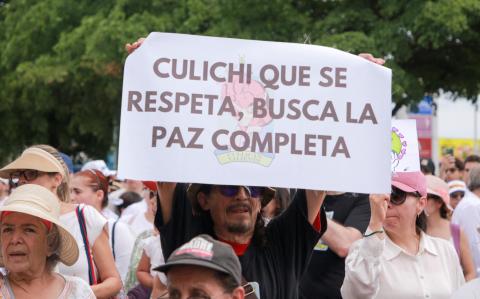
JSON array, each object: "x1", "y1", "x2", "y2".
[{"x1": 226, "y1": 222, "x2": 251, "y2": 234}]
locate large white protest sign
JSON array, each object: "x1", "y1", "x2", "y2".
[
  {"x1": 391, "y1": 119, "x2": 420, "y2": 172},
  {"x1": 118, "y1": 32, "x2": 392, "y2": 193}
]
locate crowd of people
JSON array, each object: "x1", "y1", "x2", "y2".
[{"x1": 0, "y1": 39, "x2": 478, "y2": 299}]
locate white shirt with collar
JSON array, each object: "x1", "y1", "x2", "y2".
[
  {"x1": 341, "y1": 230, "x2": 465, "y2": 299},
  {"x1": 451, "y1": 189, "x2": 480, "y2": 275}
]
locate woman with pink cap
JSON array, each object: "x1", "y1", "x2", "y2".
[
  {"x1": 424, "y1": 175, "x2": 476, "y2": 281},
  {"x1": 341, "y1": 171, "x2": 465, "y2": 299}
]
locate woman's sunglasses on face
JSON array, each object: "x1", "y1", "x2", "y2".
[
  {"x1": 9, "y1": 169, "x2": 46, "y2": 186},
  {"x1": 450, "y1": 191, "x2": 465, "y2": 199},
  {"x1": 390, "y1": 186, "x2": 422, "y2": 205},
  {"x1": 217, "y1": 185, "x2": 263, "y2": 198}
]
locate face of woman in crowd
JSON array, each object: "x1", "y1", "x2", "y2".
[
  {"x1": 70, "y1": 175, "x2": 102, "y2": 208},
  {"x1": 449, "y1": 191, "x2": 464, "y2": 209},
  {"x1": 424, "y1": 195, "x2": 442, "y2": 216},
  {"x1": 385, "y1": 190, "x2": 425, "y2": 232},
  {"x1": 0, "y1": 212, "x2": 50, "y2": 275}
]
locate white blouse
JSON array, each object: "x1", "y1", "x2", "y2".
[
  {"x1": 341, "y1": 230, "x2": 465, "y2": 299},
  {"x1": 58, "y1": 204, "x2": 107, "y2": 283}
]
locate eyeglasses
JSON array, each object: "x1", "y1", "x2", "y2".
[
  {"x1": 445, "y1": 167, "x2": 458, "y2": 174},
  {"x1": 9, "y1": 170, "x2": 46, "y2": 186},
  {"x1": 217, "y1": 185, "x2": 263, "y2": 198},
  {"x1": 450, "y1": 191, "x2": 465, "y2": 199},
  {"x1": 390, "y1": 186, "x2": 421, "y2": 205}
]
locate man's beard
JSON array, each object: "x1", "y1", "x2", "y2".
[{"x1": 226, "y1": 220, "x2": 252, "y2": 234}]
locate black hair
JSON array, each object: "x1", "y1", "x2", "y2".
[
  {"x1": 214, "y1": 271, "x2": 240, "y2": 293},
  {"x1": 416, "y1": 211, "x2": 427, "y2": 233},
  {"x1": 454, "y1": 158, "x2": 465, "y2": 171},
  {"x1": 118, "y1": 191, "x2": 143, "y2": 210},
  {"x1": 464, "y1": 155, "x2": 480, "y2": 164}
]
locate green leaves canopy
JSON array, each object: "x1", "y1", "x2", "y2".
[{"x1": 1, "y1": 0, "x2": 479, "y2": 162}]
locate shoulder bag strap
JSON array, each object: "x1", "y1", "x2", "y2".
[
  {"x1": 111, "y1": 219, "x2": 119, "y2": 261},
  {"x1": 76, "y1": 205, "x2": 98, "y2": 285}
]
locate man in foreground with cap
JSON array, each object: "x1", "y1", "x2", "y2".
[
  {"x1": 156, "y1": 234, "x2": 245, "y2": 299},
  {"x1": 155, "y1": 183, "x2": 326, "y2": 299}
]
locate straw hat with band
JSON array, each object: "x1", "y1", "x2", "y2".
[
  {"x1": 0, "y1": 148, "x2": 66, "y2": 179},
  {"x1": 187, "y1": 184, "x2": 276, "y2": 213},
  {"x1": 0, "y1": 184, "x2": 79, "y2": 266}
]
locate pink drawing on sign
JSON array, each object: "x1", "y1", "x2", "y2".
[{"x1": 221, "y1": 75, "x2": 272, "y2": 132}]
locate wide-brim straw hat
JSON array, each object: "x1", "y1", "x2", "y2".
[
  {"x1": 0, "y1": 148, "x2": 65, "y2": 179},
  {"x1": 187, "y1": 183, "x2": 276, "y2": 210},
  {"x1": 0, "y1": 184, "x2": 78, "y2": 266}
]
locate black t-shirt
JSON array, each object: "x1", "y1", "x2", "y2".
[
  {"x1": 299, "y1": 193, "x2": 370, "y2": 299},
  {"x1": 155, "y1": 184, "x2": 327, "y2": 299}
]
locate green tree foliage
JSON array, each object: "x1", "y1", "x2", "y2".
[{"x1": 1, "y1": 0, "x2": 479, "y2": 161}]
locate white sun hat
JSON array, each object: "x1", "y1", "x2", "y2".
[{"x1": 0, "y1": 184, "x2": 79, "y2": 266}]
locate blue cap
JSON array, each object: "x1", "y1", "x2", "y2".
[{"x1": 59, "y1": 152, "x2": 74, "y2": 174}]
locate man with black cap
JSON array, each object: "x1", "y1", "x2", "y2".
[
  {"x1": 155, "y1": 183, "x2": 327, "y2": 299},
  {"x1": 156, "y1": 234, "x2": 246, "y2": 299}
]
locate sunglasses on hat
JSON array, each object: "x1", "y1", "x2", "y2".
[
  {"x1": 390, "y1": 186, "x2": 422, "y2": 205},
  {"x1": 217, "y1": 185, "x2": 263, "y2": 198}
]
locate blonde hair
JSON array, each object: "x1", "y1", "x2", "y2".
[{"x1": 30, "y1": 145, "x2": 71, "y2": 203}]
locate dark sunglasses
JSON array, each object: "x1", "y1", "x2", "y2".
[
  {"x1": 450, "y1": 191, "x2": 465, "y2": 199},
  {"x1": 390, "y1": 186, "x2": 421, "y2": 205},
  {"x1": 9, "y1": 170, "x2": 46, "y2": 186},
  {"x1": 217, "y1": 185, "x2": 263, "y2": 198}
]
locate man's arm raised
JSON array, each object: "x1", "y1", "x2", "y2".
[{"x1": 156, "y1": 182, "x2": 177, "y2": 224}]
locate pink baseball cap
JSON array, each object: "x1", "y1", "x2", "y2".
[
  {"x1": 392, "y1": 171, "x2": 427, "y2": 197},
  {"x1": 426, "y1": 175, "x2": 450, "y2": 207}
]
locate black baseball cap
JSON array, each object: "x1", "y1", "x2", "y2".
[{"x1": 155, "y1": 234, "x2": 242, "y2": 285}]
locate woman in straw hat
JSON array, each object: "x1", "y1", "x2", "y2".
[
  {"x1": 0, "y1": 145, "x2": 122, "y2": 298},
  {"x1": 0, "y1": 183, "x2": 95, "y2": 298},
  {"x1": 424, "y1": 175, "x2": 476, "y2": 281}
]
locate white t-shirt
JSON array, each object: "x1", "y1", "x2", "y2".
[
  {"x1": 452, "y1": 190, "x2": 480, "y2": 275},
  {"x1": 143, "y1": 235, "x2": 167, "y2": 284},
  {"x1": 120, "y1": 212, "x2": 152, "y2": 238},
  {"x1": 58, "y1": 204, "x2": 107, "y2": 283},
  {"x1": 108, "y1": 218, "x2": 134, "y2": 283},
  {"x1": 121, "y1": 199, "x2": 148, "y2": 219},
  {"x1": 102, "y1": 208, "x2": 119, "y2": 221}
]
